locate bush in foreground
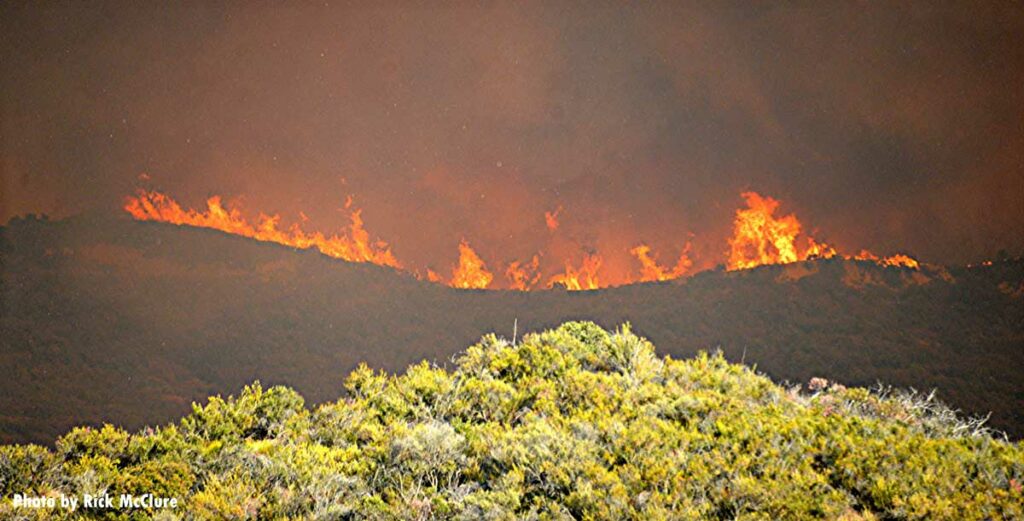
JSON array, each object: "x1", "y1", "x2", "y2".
[{"x1": 1, "y1": 322, "x2": 1022, "y2": 520}]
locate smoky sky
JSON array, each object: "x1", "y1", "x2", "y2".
[{"x1": 2, "y1": 1, "x2": 1023, "y2": 272}]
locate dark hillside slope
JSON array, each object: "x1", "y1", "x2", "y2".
[{"x1": 1, "y1": 215, "x2": 1022, "y2": 443}]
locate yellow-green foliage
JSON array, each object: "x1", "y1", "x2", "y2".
[{"x1": 1, "y1": 322, "x2": 1022, "y2": 520}]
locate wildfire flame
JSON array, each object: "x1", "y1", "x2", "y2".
[
  {"x1": 123, "y1": 188, "x2": 919, "y2": 291},
  {"x1": 726, "y1": 191, "x2": 918, "y2": 271},
  {"x1": 547, "y1": 254, "x2": 602, "y2": 290},
  {"x1": 545, "y1": 206, "x2": 561, "y2": 231},
  {"x1": 805, "y1": 238, "x2": 838, "y2": 260},
  {"x1": 124, "y1": 190, "x2": 400, "y2": 267},
  {"x1": 449, "y1": 240, "x2": 493, "y2": 289},
  {"x1": 728, "y1": 192, "x2": 802, "y2": 270},
  {"x1": 880, "y1": 254, "x2": 919, "y2": 269},
  {"x1": 505, "y1": 255, "x2": 542, "y2": 291},
  {"x1": 630, "y1": 243, "x2": 693, "y2": 282},
  {"x1": 854, "y1": 250, "x2": 920, "y2": 270}
]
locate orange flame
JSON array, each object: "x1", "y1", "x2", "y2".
[
  {"x1": 548, "y1": 254, "x2": 602, "y2": 290},
  {"x1": 505, "y1": 255, "x2": 541, "y2": 291},
  {"x1": 805, "y1": 238, "x2": 838, "y2": 260},
  {"x1": 124, "y1": 190, "x2": 400, "y2": 268},
  {"x1": 727, "y1": 192, "x2": 802, "y2": 270},
  {"x1": 124, "y1": 188, "x2": 920, "y2": 291},
  {"x1": 545, "y1": 206, "x2": 561, "y2": 231},
  {"x1": 727, "y1": 191, "x2": 918, "y2": 271},
  {"x1": 854, "y1": 250, "x2": 920, "y2": 269},
  {"x1": 881, "y1": 254, "x2": 920, "y2": 269},
  {"x1": 450, "y1": 240, "x2": 493, "y2": 289},
  {"x1": 630, "y1": 243, "x2": 693, "y2": 282}
]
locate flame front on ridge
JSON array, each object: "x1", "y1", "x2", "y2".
[
  {"x1": 124, "y1": 188, "x2": 919, "y2": 291},
  {"x1": 124, "y1": 190, "x2": 400, "y2": 268},
  {"x1": 726, "y1": 191, "x2": 919, "y2": 271}
]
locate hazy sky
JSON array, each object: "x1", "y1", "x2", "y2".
[{"x1": 2, "y1": 2, "x2": 1022, "y2": 273}]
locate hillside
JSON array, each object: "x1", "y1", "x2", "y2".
[
  {"x1": 2, "y1": 322, "x2": 1022, "y2": 519},
  {"x1": 1, "y1": 215, "x2": 1022, "y2": 444}
]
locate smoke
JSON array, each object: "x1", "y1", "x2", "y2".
[{"x1": 2, "y1": 2, "x2": 1022, "y2": 269}]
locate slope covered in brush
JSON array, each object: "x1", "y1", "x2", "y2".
[
  {"x1": 2, "y1": 322, "x2": 1022, "y2": 520},
  {"x1": 3, "y1": 215, "x2": 1023, "y2": 445}
]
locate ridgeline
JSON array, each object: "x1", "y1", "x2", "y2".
[{"x1": 2, "y1": 215, "x2": 1022, "y2": 444}]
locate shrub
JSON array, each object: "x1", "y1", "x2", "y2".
[{"x1": 1, "y1": 322, "x2": 1021, "y2": 519}]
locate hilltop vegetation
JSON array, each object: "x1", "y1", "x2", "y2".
[
  {"x1": 2, "y1": 323, "x2": 1022, "y2": 520},
  {"x1": 1, "y1": 216, "x2": 1022, "y2": 445}
]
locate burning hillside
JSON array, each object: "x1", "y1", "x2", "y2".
[
  {"x1": 2, "y1": 212, "x2": 1022, "y2": 444},
  {"x1": 726, "y1": 191, "x2": 919, "y2": 271},
  {"x1": 123, "y1": 191, "x2": 401, "y2": 268},
  {"x1": 124, "y1": 188, "x2": 918, "y2": 290}
]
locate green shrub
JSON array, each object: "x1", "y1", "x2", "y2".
[{"x1": 1, "y1": 322, "x2": 1021, "y2": 519}]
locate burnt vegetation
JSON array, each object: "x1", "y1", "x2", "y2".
[{"x1": 0, "y1": 215, "x2": 1022, "y2": 447}]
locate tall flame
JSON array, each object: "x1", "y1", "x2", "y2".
[
  {"x1": 505, "y1": 255, "x2": 541, "y2": 291},
  {"x1": 124, "y1": 190, "x2": 400, "y2": 268},
  {"x1": 726, "y1": 191, "x2": 918, "y2": 271},
  {"x1": 548, "y1": 254, "x2": 602, "y2": 290},
  {"x1": 450, "y1": 240, "x2": 493, "y2": 289},
  {"x1": 727, "y1": 192, "x2": 802, "y2": 270},
  {"x1": 630, "y1": 243, "x2": 693, "y2": 282}
]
